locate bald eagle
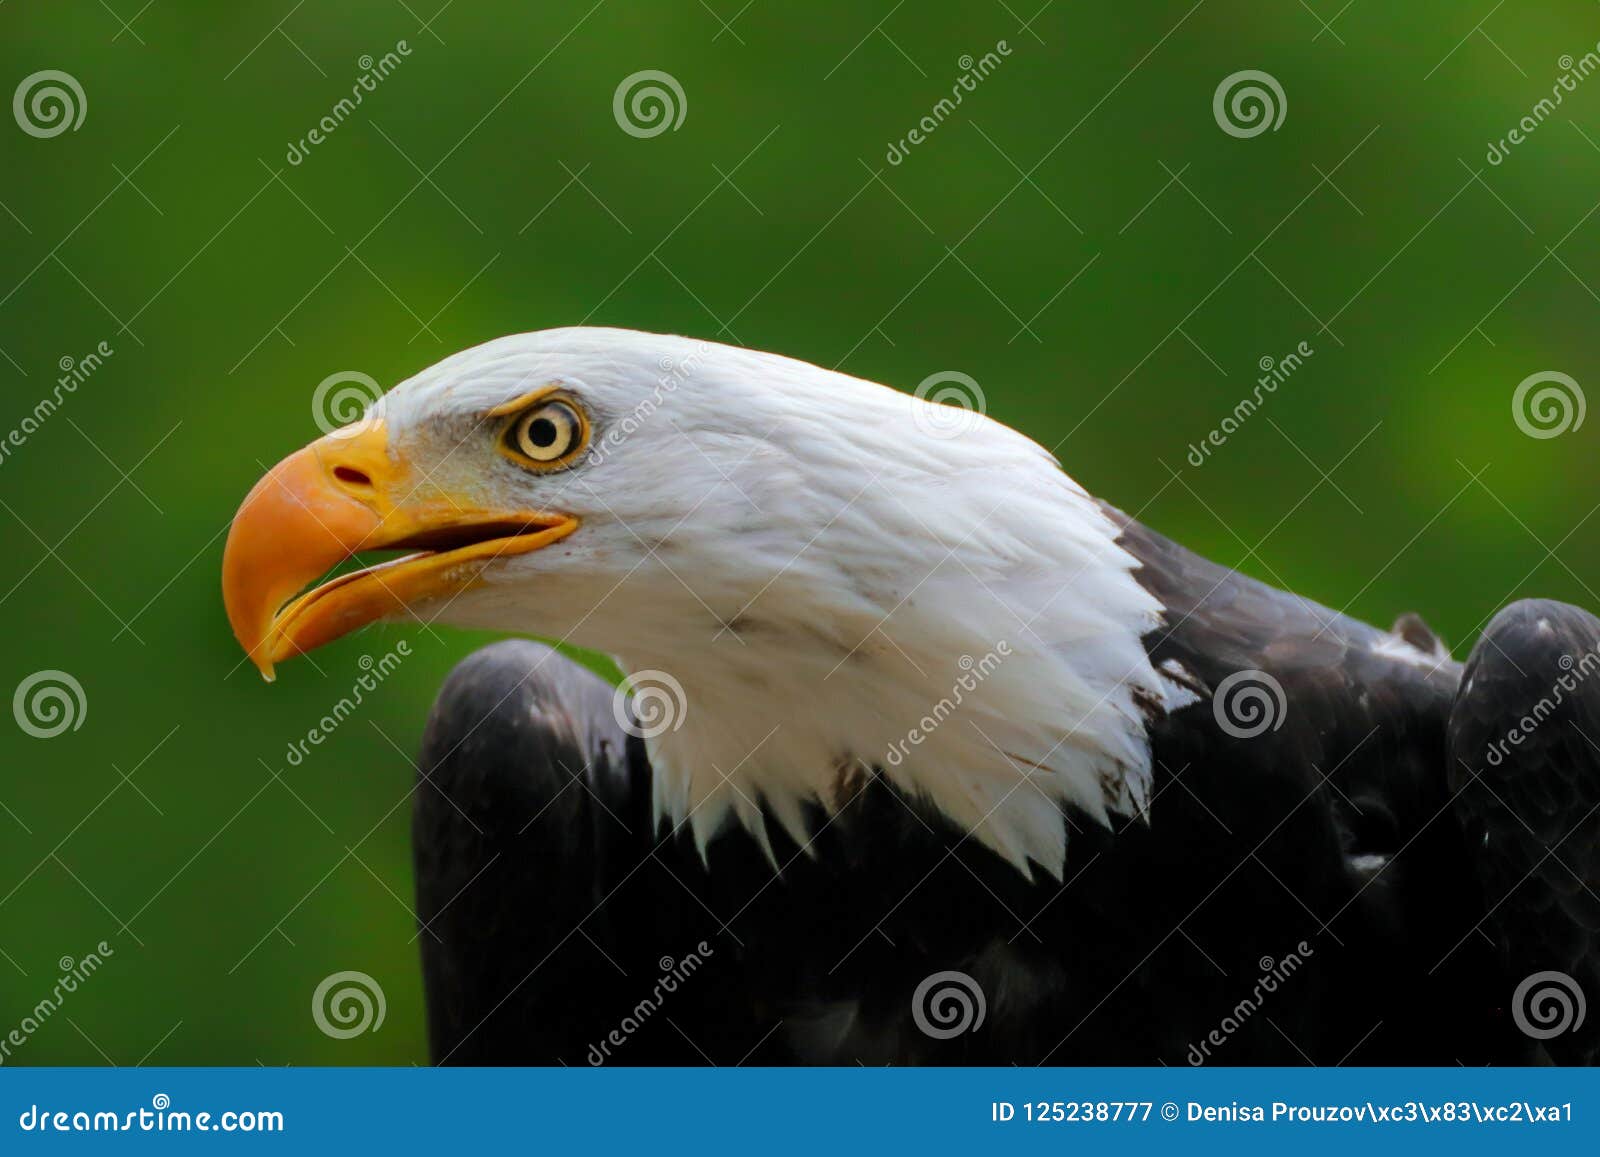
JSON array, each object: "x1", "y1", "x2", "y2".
[{"x1": 223, "y1": 328, "x2": 1598, "y2": 1065}]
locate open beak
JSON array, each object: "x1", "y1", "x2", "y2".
[{"x1": 222, "y1": 421, "x2": 577, "y2": 680}]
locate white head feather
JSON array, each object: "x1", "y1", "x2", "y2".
[{"x1": 372, "y1": 327, "x2": 1188, "y2": 878}]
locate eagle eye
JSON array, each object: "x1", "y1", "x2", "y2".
[{"x1": 500, "y1": 397, "x2": 587, "y2": 470}]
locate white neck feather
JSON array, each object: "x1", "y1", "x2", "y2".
[{"x1": 592, "y1": 355, "x2": 1189, "y2": 879}]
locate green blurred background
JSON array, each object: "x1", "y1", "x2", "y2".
[{"x1": 2, "y1": 0, "x2": 1598, "y2": 1063}]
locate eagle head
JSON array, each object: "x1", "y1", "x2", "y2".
[{"x1": 223, "y1": 327, "x2": 1189, "y2": 877}]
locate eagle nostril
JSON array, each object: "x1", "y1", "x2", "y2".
[{"x1": 332, "y1": 465, "x2": 373, "y2": 489}]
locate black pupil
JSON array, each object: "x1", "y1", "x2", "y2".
[{"x1": 527, "y1": 416, "x2": 559, "y2": 449}]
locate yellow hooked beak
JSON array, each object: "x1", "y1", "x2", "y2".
[{"x1": 221, "y1": 420, "x2": 578, "y2": 680}]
